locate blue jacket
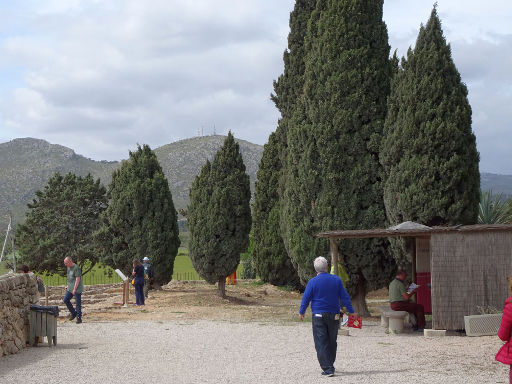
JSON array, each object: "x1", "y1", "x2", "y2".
[{"x1": 299, "y1": 272, "x2": 354, "y2": 315}]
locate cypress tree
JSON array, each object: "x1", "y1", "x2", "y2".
[
  {"x1": 252, "y1": 132, "x2": 300, "y2": 287},
  {"x1": 95, "y1": 145, "x2": 180, "y2": 285},
  {"x1": 381, "y1": 7, "x2": 480, "y2": 236},
  {"x1": 251, "y1": 0, "x2": 316, "y2": 286},
  {"x1": 282, "y1": 0, "x2": 396, "y2": 315},
  {"x1": 188, "y1": 132, "x2": 252, "y2": 297},
  {"x1": 17, "y1": 173, "x2": 107, "y2": 275}
]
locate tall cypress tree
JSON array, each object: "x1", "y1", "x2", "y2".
[
  {"x1": 95, "y1": 145, "x2": 180, "y2": 285},
  {"x1": 188, "y1": 132, "x2": 251, "y2": 297},
  {"x1": 251, "y1": 0, "x2": 317, "y2": 286},
  {"x1": 381, "y1": 7, "x2": 480, "y2": 237},
  {"x1": 283, "y1": 0, "x2": 395, "y2": 315},
  {"x1": 249, "y1": 0, "x2": 316, "y2": 286},
  {"x1": 252, "y1": 131, "x2": 300, "y2": 287}
]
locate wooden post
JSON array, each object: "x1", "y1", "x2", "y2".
[
  {"x1": 123, "y1": 280, "x2": 128, "y2": 307},
  {"x1": 411, "y1": 238, "x2": 417, "y2": 303},
  {"x1": 411, "y1": 238, "x2": 417, "y2": 284},
  {"x1": 45, "y1": 285, "x2": 49, "y2": 306},
  {"x1": 330, "y1": 239, "x2": 339, "y2": 277},
  {"x1": 122, "y1": 281, "x2": 126, "y2": 305}
]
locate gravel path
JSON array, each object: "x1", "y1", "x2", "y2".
[{"x1": 0, "y1": 320, "x2": 506, "y2": 384}]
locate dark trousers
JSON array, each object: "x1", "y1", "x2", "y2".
[
  {"x1": 391, "y1": 301, "x2": 426, "y2": 328},
  {"x1": 312, "y1": 313, "x2": 339, "y2": 374},
  {"x1": 134, "y1": 283, "x2": 145, "y2": 305},
  {"x1": 63, "y1": 290, "x2": 82, "y2": 319},
  {"x1": 143, "y1": 278, "x2": 153, "y2": 298}
]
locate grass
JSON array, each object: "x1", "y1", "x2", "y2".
[{"x1": 2, "y1": 247, "x2": 243, "y2": 286}]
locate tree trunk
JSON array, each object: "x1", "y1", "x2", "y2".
[
  {"x1": 351, "y1": 274, "x2": 370, "y2": 317},
  {"x1": 217, "y1": 278, "x2": 226, "y2": 298},
  {"x1": 330, "y1": 239, "x2": 339, "y2": 277}
]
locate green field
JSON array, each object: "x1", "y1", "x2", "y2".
[{"x1": 1, "y1": 247, "x2": 242, "y2": 286}]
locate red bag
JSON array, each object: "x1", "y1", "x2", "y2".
[{"x1": 347, "y1": 314, "x2": 362, "y2": 329}]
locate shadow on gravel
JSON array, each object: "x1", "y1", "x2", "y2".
[{"x1": 0, "y1": 342, "x2": 85, "y2": 380}]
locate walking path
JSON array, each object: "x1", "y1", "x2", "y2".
[{"x1": 0, "y1": 319, "x2": 505, "y2": 384}]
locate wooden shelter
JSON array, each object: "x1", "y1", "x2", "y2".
[{"x1": 318, "y1": 223, "x2": 512, "y2": 330}]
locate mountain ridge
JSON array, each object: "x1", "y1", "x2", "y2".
[{"x1": 0, "y1": 136, "x2": 263, "y2": 225}]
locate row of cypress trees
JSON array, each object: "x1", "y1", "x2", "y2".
[
  {"x1": 17, "y1": 135, "x2": 252, "y2": 297},
  {"x1": 252, "y1": 2, "x2": 480, "y2": 315}
]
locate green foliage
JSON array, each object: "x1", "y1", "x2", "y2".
[
  {"x1": 478, "y1": 190, "x2": 512, "y2": 224},
  {"x1": 95, "y1": 145, "x2": 180, "y2": 285},
  {"x1": 381, "y1": 7, "x2": 480, "y2": 230},
  {"x1": 253, "y1": 0, "x2": 316, "y2": 288},
  {"x1": 239, "y1": 234, "x2": 256, "y2": 279},
  {"x1": 187, "y1": 132, "x2": 252, "y2": 296},
  {"x1": 281, "y1": 0, "x2": 396, "y2": 314},
  {"x1": 273, "y1": 0, "x2": 317, "y2": 255},
  {"x1": 16, "y1": 172, "x2": 107, "y2": 275},
  {"x1": 252, "y1": 132, "x2": 300, "y2": 287}
]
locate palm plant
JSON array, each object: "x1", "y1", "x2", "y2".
[{"x1": 478, "y1": 190, "x2": 512, "y2": 224}]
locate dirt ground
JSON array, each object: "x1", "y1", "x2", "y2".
[
  {"x1": 80, "y1": 281, "x2": 308, "y2": 323},
  {"x1": 49, "y1": 280, "x2": 389, "y2": 324}
]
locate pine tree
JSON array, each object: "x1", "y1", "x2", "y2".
[
  {"x1": 381, "y1": 7, "x2": 480, "y2": 237},
  {"x1": 95, "y1": 145, "x2": 180, "y2": 285},
  {"x1": 252, "y1": 132, "x2": 300, "y2": 287},
  {"x1": 187, "y1": 132, "x2": 252, "y2": 297},
  {"x1": 282, "y1": 0, "x2": 396, "y2": 315},
  {"x1": 17, "y1": 173, "x2": 107, "y2": 275}
]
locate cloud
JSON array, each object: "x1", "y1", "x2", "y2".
[
  {"x1": 450, "y1": 35, "x2": 512, "y2": 174},
  {"x1": 385, "y1": 2, "x2": 512, "y2": 174},
  {"x1": 0, "y1": 0, "x2": 293, "y2": 160},
  {"x1": 0, "y1": 0, "x2": 511, "y2": 175}
]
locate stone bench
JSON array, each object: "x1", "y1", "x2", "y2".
[{"x1": 380, "y1": 308, "x2": 408, "y2": 334}]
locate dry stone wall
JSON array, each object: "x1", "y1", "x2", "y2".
[{"x1": 0, "y1": 273, "x2": 39, "y2": 356}]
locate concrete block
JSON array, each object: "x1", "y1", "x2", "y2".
[
  {"x1": 381, "y1": 314, "x2": 389, "y2": 328},
  {"x1": 424, "y1": 329, "x2": 446, "y2": 337}
]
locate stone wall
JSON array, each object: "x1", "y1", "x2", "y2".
[{"x1": 0, "y1": 273, "x2": 39, "y2": 356}]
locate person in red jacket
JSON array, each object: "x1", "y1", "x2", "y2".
[{"x1": 496, "y1": 275, "x2": 512, "y2": 383}]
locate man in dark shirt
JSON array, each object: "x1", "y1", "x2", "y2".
[{"x1": 299, "y1": 256, "x2": 355, "y2": 377}]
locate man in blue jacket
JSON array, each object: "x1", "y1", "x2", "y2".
[{"x1": 299, "y1": 256, "x2": 355, "y2": 377}]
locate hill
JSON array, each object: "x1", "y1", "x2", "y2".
[
  {"x1": 0, "y1": 138, "x2": 118, "y2": 224},
  {"x1": 0, "y1": 136, "x2": 263, "y2": 225},
  {"x1": 153, "y1": 135, "x2": 262, "y2": 211},
  {"x1": 480, "y1": 173, "x2": 512, "y2": 199}
]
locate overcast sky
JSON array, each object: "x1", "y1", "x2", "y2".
[{"x1": 0, "y1": 1, "x2": 510, "y2": 174}]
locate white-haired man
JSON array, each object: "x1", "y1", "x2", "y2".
[{"x1": 299, "y1": 256, "x2": 355, "y2": 377}]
